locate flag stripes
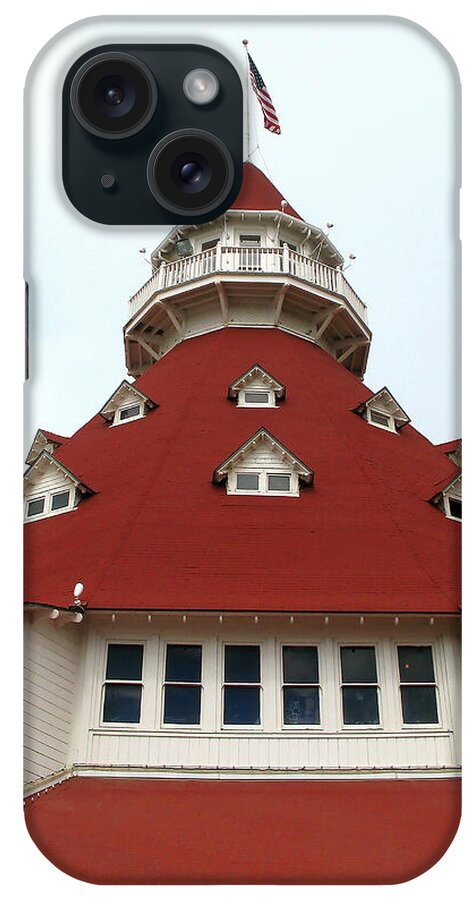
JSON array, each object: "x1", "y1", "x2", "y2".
[{"x1": 246, "y1": 50, "x2": 281, "y2": 135}]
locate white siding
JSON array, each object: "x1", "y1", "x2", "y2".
[
  {"x1": 24, "y1": 466, "x2": 72, "y2": 502},
  {"x1": 24, "y1": 617, "x2": 82, "y2": 785}
]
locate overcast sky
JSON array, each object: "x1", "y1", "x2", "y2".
[{"x1": 26, "y1": 17, "x2": 460, "y2": 450}]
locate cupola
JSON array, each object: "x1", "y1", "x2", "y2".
[{"x1": 124, "y1": 163, "x2": 371, "y2": 380}]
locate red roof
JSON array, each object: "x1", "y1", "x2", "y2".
[
  {"x1": 230, "y1": 161, "x2": 302, "y2": 219},
  {"x1": 24, "y1": 328, "x2": 460, "y2": 614},
  {"x1": 435, "y1": 439, "x2": 461, "y2": 458},
  {"x1": 25, "y1": 776, "x2": 461, "y2": 884}
]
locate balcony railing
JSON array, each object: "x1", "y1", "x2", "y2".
[{"x1": 128, "y1": 245, "x2": 368, "y2": 324}]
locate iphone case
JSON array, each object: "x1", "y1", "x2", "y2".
[{"x1": 23, "y1": 16, "x2": 461, "y2": 885}]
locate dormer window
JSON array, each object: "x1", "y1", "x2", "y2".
[
  {"x1": 213, "y1": 428, "x2": 313, "y2": 498},
  {"x1": 228, "y1": 365, "x2": 285, "y2": 408},
  {"x1": 99, "y1": 380, "x2": 157, "y2": 427},
  {"x1": 429, "y1": 474, "x2": 462, "y2": 522},
  {"x1": 24, "y1": 451, "x2": 92, "y2": 522},
  {"x1": 353, "y1": 387, "x2": 410, "y2": 434},
  {"x1": 368, "y1": 409, "x2": 393, "y2": 431},
  {"x1": 117, "y1": 403, "x2": 142, "y2": 423}
]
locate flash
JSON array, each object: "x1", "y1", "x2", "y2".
[{"x1": 183, "y1": 68, "x2": 219, "y2": 105}]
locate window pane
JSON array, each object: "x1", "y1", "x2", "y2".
[
  {"x1": 51, "y1": 490, "x2": 70, "y2": 511},
  {"x1": 341, "y1": 647, "x2": 377, "y2": 683},
  {"x1": 165, "y1": 645, "x2": 202, "y2": 683},
  {"x1": 225, "y1": 645, "x2": 260, "y2": 683},
  {"x1": 342, "y1": 686, "x2": 379, "y2": 725},
  {"x1": 240, "y1": 234, "x2": 261, "y2": 245},
  {"x1": 398, "y1": 646, "x2": 435, "y2": 683},
  {"x1": 103, "y1": 683, "x2": 142, "y2": 723},
  {"x1": 267, "y1": 474, "x2": 291, "y2": 492},
  {"x1": 284, "y1": 687, "x2": 320, "y2": 725},
  {"x1": 449, "y1": 498, "x2": 462, "y2": 519},
  {"x1": 106, "y1": 644, "x2": 143, "y2": 681},
  {"x1": 27, "y1": 498, "x2": 45, "y2": 517},
  {"x1": 236, "y1": 473, "x2": 259, "y2": 491},
  {"x1": 244, "y1": 392, "x2": 269, "y2": 404},
  {"x1": 283, "y1": 646, "x2": 319, "y2": 684},
  {"x1": 119, "y1": 404, "x2": 141, "y2": 420},
  {"x1": 401, "y1": 686, "x2": 438, "y2": 724},
  {"x1": 202, "y1": 238, "x2": 219, "y2": 251},
  {"x1": 370, "y1": 410, "x2": 390, "y2": 427},
  {"x1": 224, "y1": 686, "x2": 260, "y2": 725},
  {"x1": 164, "y1": 685, "x2": 201, "y2": 724}
]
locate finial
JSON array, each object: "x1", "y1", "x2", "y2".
[{"x1": 242, "y1": 39, "x2": 249, "y2": 46}]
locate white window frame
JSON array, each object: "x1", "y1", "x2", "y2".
[
  {"x1": 227, "y1": 470, "x2": 299, "y2": 497},
  {"x1": 161, "y1": 641, "x2": 204, "y2": 730},
  {"x1": 221, "y1": 642, "x2": 263, "y2": 730},
  {"x1": 338, "y1": 643, "x2": 382, "y2": 730},
  {"x1": 366, "y1": 406, "x2": 397, "y2": 433},
  {"x1": 100, "y1": 640, "x2": 145, "y2": 729},
  {"x1": 395, "y1": 643, "x2": 442, "y2": 730},
  {"x1": 24, "y1": 486, "x2": 77, "y2": 522},
  {"x1": 443, "y1": 493, "x2": 462, "y2": 521},
  {"x1": 111, "y1": 400, "x2": 146, "y2": 426},
  {"x1": 280, "y1": 643, "x2": 322, "y2": 730},
  {"x1": 236, "y1": 388, "x2": 277, "y2": 408}
]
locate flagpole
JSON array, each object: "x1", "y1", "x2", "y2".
[{"x1": 242, "y1": 39, "x2": 251, "y2": 161}]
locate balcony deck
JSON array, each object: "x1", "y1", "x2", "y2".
[{"x1": 128, "y1": 245, "x2": 368, "y2": 326}]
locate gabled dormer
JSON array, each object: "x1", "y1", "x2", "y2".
[
  {"x1": 353, "y1": 387, "x2": 410, "y2": 433},
  {"x1": 228, "y1": 365, "x2": 286, "y2": 408},
  {"x1": 25, "y1": 429, "x2": 68, "y2": 466},
  {"x1": 213, "y1": 428, "x2": 313, "y2": 496},
  {"x1": 24, "y1": 451, "x2": 94, "y2": 522},
  {"x1": 429, "y1": 474, "x2": 462, "y2": 522},
  {"x1": 99, "y1": 380, "x2": 157, "y2": 426}
]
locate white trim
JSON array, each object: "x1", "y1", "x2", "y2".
[
  {"x1": 111, "y1": 400, "x2": 146, "y2": 427},
  {"x1": 366, "y1": 406, "x2": 397, "y2": 433},
  {"x1": 237, "y1": 388, "x2": 276, "y2": 408}
]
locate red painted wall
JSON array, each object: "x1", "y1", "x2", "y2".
[{"x1": 25, "y1": 777, "x2": 461, "y2": 884}]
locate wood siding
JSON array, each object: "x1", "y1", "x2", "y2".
[{"x1": 24, "y1": 618, "x2": 82, "y2": 785}]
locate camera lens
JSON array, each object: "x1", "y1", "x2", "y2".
[
  {"x1": 147, "y1": 130, "x2": 234, "y2": 216},
  {"x1": 104, "y1": 86, "x2": 124, "y2": 106},
  {"x1": 70, "y1": 52, "x2": 157, "y2": 139}
]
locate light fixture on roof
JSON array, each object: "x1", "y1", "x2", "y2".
[
  {"x1": 342, "y1": 253, "x2": 357, "y2": 271},
  {"x1": 139, "y1": 248, "x2": 146, "y2": 254},
  {"x1": 176, "y1": 238, "x2": 194, "y2": 257},
  {"x1": 280, "y1": 199, "x2": 288, "y2": 211},
  {"x1": 70, "y1": 581, "x2": 87, "y2": 613},
  {"x1": 326, "y1": 223, "x2": 334, "y2": 230}
]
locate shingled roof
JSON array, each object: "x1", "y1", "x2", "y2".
[{"x1": 24, "y1": 327, "x2": 460, "y2": 614}]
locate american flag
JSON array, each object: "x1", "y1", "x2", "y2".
[{"x1": 246, "y1": 49, "x2": 281, "y2": 135}]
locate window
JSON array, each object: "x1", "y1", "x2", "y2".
[
  {"x1": 449, "y1": 498, "x2": 462, "y2": 519},
  {"x1": 24, "y1": 486, "x2": 76, "y2": 521},
  {"x1": 282, "y1": 646, "x2": 320, "y2": 725},
  {"x1": 236, "y1": 472, "x2": 260, "y2": 492},
  {"x1": 240, "y1": 234, "x2": 261, "y2": 246},
  {"x1": 113, "y1": 402, "x2": 144, "y2": 425},
  {"x1": 340, "y1": 646, "x2": 380, "y2": 725},
  {"x1": 231, "y1": 471, "x2": 296, "y2": 496},
  {"x1": 163, "y1": 644, "x2": 202, "y2": 725},
  {"x1": 398, "y1": 646, "x2": 438, "y2": 725},
  {"x1": 119, "y1": 404, "x2": 141, "y2": 421},
  {"x1": 102, "y1": 644, "x2": 144, "y2": 724},
  {"x1": 201, "y1": 238, "x2": 219, "y2": 251},
  {"x1": 223, "y1": 645, "x2": 261, "y2": 725},
  {"x1": 27, "y1": 497, "x2": 45, "y2": 517},
  {"x1": 244, "y1": 391, "x2": 270, "y2": 404},
  {"x1": 267, "y1": 474, "x2": 291, "y2": 492},
  {"x1": 51, "y1": 490, "x2": 70, "y2": 511},
  {"x1": 280, "y1": 239, "x2": 298, "y2": 251},
  {"x1": 369, "y1": 410, "x2": 391, "y2": 428}
]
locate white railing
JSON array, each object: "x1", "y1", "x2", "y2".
[{"x1": 128, "y1": 245, "x2": 368, "y2": 324}]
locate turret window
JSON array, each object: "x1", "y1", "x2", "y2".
[
  {"x1": 282, "y1": 646, "x2": 321, "y2": 726},
  {"x1": 163, "y1": 644, "x2": 202, "y2": 726},
  {"x1": 223, "y1": 645, "x2": 261, "y2": 726}
]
